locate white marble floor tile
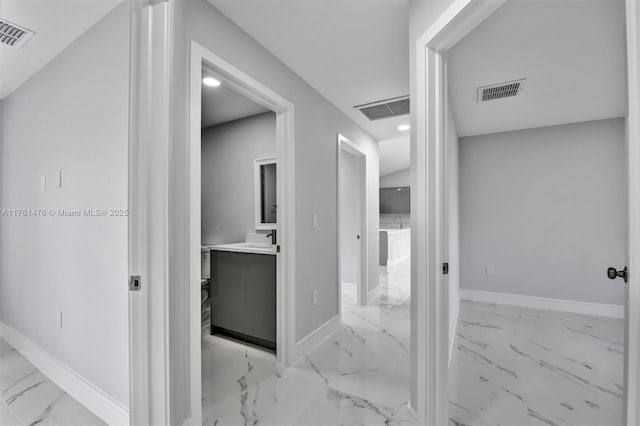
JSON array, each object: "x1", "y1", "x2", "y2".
[
  {"x1": 0, "y1": 401, "x2": 22, "y2": 426},
  {"x1": 0, "y1": 339, "x2": 105, "y2": 426},
  {"x1": 449, "y1": 301, "x2": 624, "y2": 426},
  {"x1": 202, "y1": 260, "x2": 411, "y2": 425}
]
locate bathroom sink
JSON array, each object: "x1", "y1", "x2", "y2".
[
  {"x1": 207, "y1": 242, "x2": 276, "y2": 255},
  {"x1": 235, "y1": 242, "x2": 271, "y2": 249}
]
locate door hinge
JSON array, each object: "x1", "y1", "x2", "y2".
[
  {"x1": 442, "y1": 262, "x2": 449, "y2": 275},
  {"x1": 129, "y1": 275, "x2": 142, "y2": 291}
]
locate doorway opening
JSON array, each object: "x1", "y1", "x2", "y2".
[
  {"x1": 189, "y1": 42, "x2": 295, "y2": 426},
  {"x1": 338, "y1": 134, "x2": 368, "y2": 309},
  {"x1": 412, "y1": 0, "x2": 640, "y2": 424}
]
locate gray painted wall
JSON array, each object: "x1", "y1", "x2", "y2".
[
  {"x1": 459, "y1": 118, "x2": 626, "y2": 306},
  {"x1": 169, "y1": 2, "x2": 380, "y2": 421},
  {"x1": 380, "y1": 167, "x2": 410, "y2": 188},
  {"x1": 0, "y1": 3, "x2": 129, "y2": 407},
  {"x1": 201, "y1": 112, "x2": 276, "y2": 245}
]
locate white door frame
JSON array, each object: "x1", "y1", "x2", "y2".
[
  {"x1": 128, "y1": 0, "x2": 173, "y2": 424},
  {"x1": 188, "y1": 41, "x2": 296, "y2": 426},
  {"x1": 413, "y1": 0, "x2": 640, "y2": 424},
  {"x1": 624, "y1": 0, "x2": 640, "y2": 423},
  {"x1": 337, "y1": 134, "x2": 368, "y2": 309}
]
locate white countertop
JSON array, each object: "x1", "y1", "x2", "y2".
[
  {"x1": 380, "y1": 227, "x2": 411, "y2": 234},
  {"x1": 204, "y1": 242, "x2": 277, "y2": 256}
]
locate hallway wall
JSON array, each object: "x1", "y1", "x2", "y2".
[
  {"x1": 380, "y1": 168, "x2": 410, "y2": 188},
  {"x1": 459, "y1": 118, "x2": 626, "y2": 305},
  {"x1": 0, "y1": 2, "x2": 129, "y2": 408},
  {"x1": 169, "y1": 1, "x2": 380, "y2": 422}
]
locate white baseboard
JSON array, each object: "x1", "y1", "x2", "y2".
[
  {"x1": 0, "y1": 322, "x2": 129, "y2": 426},
  {"x1": 459, "y1": 289, "x2": 624, "y2": 319},
  {"x1": 449, "y1": 296, "x2": 460, "y2": 366},
  {"x1": 292, "y1": 315, "x2": 341, "y2": 365},
  {"x1": 407, "y1": 404, "x2": 419, "y2": 424}
]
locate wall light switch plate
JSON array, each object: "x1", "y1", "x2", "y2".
[
  {"x1": 55, "y1": 170, "x2": 62, "y2": 188},
  {"x1": 40, "y1": 175, "x2": 46, "y2": 191},
  {"x1": 312, "y1": 214, "x2": 318, "y2": 229},
  {"x1": 486, "y1": 266, "x2": 495, "y2": 275},
  {"x1": 312, "y1": 289, "x2": 318, "y2": 305}
]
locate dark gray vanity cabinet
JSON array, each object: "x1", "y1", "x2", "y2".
[{"x1": 210, "y1": 250, "x2": 276, "y2": 350}]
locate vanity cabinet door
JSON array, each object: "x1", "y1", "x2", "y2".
[
  {"x1": 243, "y1": 253, "x2": 276, "y2": 344},
  {"x1": 210, "y1": 251, "x2": 245, "y2": 333},
  {"x1": 210, "y1": 250, "x2": 276, "y2": 347}
]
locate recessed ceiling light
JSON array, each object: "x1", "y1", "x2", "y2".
[
  {"x1": 203, "y1": 77, "x2": 221, "y2": 87},
  {"x1": 398, "y1": 124, "x2": 410, "y2": 131}
]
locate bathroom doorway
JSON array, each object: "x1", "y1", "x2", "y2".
[{"x1": 188, "y1": 42, "x2": 296, "y2": 426}]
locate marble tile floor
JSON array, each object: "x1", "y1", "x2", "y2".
[
  {"x1": 449, "y1": 300, "x2": 624, "y2": 426},
  {"x1": 0, "y1": 338, "x2": 105, "y2": 426},
  {"x1": 202, "y1": 259, "x2": 412, "y2": 426}
]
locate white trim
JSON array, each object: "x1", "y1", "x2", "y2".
[
  {"x1": 625, "y1": 1, "x2": 640, "y2": 423},
  {"x1": 189, "y1": 41, "x2": 296, "y2": 426},
  {"x1": 253, "y1": 156, "x2": 277, "y2": 231},
  {"x1": 337, "y1": 134, "x2": 368, "y2": 310},
  {"x1": 291, "y1": 315, "x2": 341, "y2": 365},
  {"x1": 367, "y1": 285, "x2": 382, "y2": 305},
  {"x1": 449, "y1": 296, "x2": 459, "y2": 366},
  {"x1": 128, "y1": 1, "x2": 173, "y2": 424},
  {"x1": 459, "y1": 289, "x2": 624, "y2": 319},
  {"x1": 0, "y1": 322, "x2": 129, "y2": 426}
]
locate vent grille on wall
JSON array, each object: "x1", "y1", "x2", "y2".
[
  {"x1": 477, "y1": 79, "x2": 526, "y2": 102},
  {"x1": 0, "y1": 19, "x2": 35, "y2": 48},
  {"x1": 355, "y1": 96, "x2": 410, "y2": 121}
]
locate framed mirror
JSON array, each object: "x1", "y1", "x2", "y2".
[{"x1": 254, "y1": 157, "x2": 277, "y2": 230}]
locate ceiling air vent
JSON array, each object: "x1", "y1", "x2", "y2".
[
  {"x1": 355, "y1": 96, "x2": 410, "y2": 121},
  {"x1": 0, "y1": 18, "x2": 35, "y2": 49},
  {"x1": 477, "y1": 79, "x2": 526, "y2": 102}
]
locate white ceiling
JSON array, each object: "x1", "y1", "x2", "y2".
[
  {"x1": 379, "y1": 136, "x2": 409, "y2": 177},
  {"x1": 201, "y1": 75, "x2": 270, "y2": 128},
  {"x1": 448, "y1": 0, "x2": 626, "y2": 138},
  {"x1": 207, "y1": 0, "x2": 410, "y2": 141},
  {"x1": 0, "y1": 0, "x2": 122, "y2": 100}
]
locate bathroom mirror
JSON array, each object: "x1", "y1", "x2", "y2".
[{"x1": 254, "y1": 157, "x2": 277, "y2": 230}]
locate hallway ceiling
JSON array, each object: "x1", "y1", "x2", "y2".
[
  {"x1": 448, "y1": 0, "x2": 627, "y2": 138},
  {"x1": 201, "y1": 79, "x2": 270, "y2": 128},
  {"x1": 0, "y1": 0, "x2": 122, "y2": 100},
  {"x1": 208, "y1": 0, "x2": 410, "y2": 141}
]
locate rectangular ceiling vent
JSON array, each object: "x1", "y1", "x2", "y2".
[
  {"x1": 0, "y1": 18, "x2": 35, "y2": 49},
  {"x1": 355, "y1": 96, "x2": 410, "y2": 121},
  {"x1": 477, "y1": 79, "x2": 526, "y2": 102}
]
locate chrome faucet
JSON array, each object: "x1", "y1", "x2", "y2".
[
  {"x1": 393, "y1": 216, "x2": 403, "y2": 229},
  {"x1": 266, "y1": 230, "x2": 276, "y2": 245}
]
